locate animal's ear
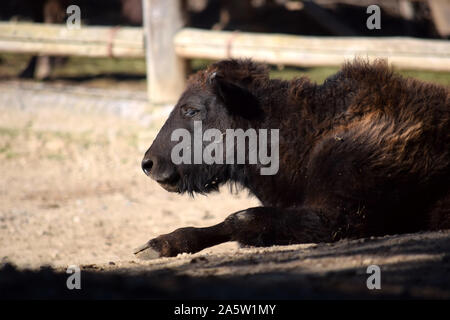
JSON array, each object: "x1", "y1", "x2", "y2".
[{"x1": 209, "y1": 72, "x2": 261, "y2": 120}]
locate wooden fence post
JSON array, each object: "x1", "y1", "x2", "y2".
[
  {"x1": 428, "y1": 0, "x2": 450, "y2": 38},
  {"x1": 142, "y1": 0, "x2": 187, "y2": 104}
]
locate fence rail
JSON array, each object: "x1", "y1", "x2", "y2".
[
  {"x1": 0, "y1": 22, "x2": 144, "y2": 57},
  {"x1": 2, "y1": 22, "x2": 448, "y2": 70},
  {"x1": 175, "y1": 28, "x2": 450, "y2": 72}
]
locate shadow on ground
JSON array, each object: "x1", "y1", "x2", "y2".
[{"x1": 1, "y1": 230, "x2": 449, "y2": 299}]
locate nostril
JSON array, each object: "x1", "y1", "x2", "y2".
[{"x1": 141, "y1": 158, "x2": 153, "y2": 175}]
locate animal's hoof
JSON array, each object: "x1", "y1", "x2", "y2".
[
  {"x1": 133, "y1": 242, "x2": 160, "y2": 260},
  {"x1": 134, "y1": 228, "x2": 200, "y2": 258}
]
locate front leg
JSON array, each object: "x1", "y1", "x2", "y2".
[
  {"x1": 133, "y1": 226, "x2": 230, "y2": 259},
  {"x1": 134, "y1": 206, "x2": 334, "y2": 259}
]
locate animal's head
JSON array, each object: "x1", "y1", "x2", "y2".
[{"x1": 141, "y1": 59, "x2": 269, "y2": 194}]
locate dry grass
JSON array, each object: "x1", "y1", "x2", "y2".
[{"x1": 1, "y1": 54, "x2": 449, "y2": 89}]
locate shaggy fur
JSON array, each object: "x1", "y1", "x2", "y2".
[{"x1": 138, "y1": 59, "x2": 450, "y2": 257}]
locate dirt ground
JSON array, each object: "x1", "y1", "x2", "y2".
[
  {"x1": 0, "y1": 83, "x2": 260, "y2": 269},
  {"x1": 0, "y1": 81, "x2": 449, "y2": 299}
]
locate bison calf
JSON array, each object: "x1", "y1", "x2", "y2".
[{"x1": 135, "y1": 59, "x2": 450, "y2": 259}]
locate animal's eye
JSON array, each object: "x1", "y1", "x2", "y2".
[{"x1": 182, "y1": 106, "x2": 200, "y2": 118}]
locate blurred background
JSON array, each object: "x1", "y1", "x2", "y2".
[{"x1": 0, "y1": 0, "x2": 449, "y2": 88}]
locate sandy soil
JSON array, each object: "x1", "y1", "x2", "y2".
[
  {"x1": 0, "y1": 82, "x2": 449, "y2": 299},
  {"x1": 0, "y1": 104, "x2": 259, "y2": 270}
]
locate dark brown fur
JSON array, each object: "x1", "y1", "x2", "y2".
[{"x1": 137, "y1": 59, "x2": 450, "y2": 258}]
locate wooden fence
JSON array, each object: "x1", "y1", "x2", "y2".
[
  {"x1": 175, "y1": 28, "x2": 450, "y2": 72},
  {"x1": 0, "y1": 22, "x2": 144, "y2": 57},
  {"x1": 0, "y1": 0, "x2": 449, "y2": 103}
]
